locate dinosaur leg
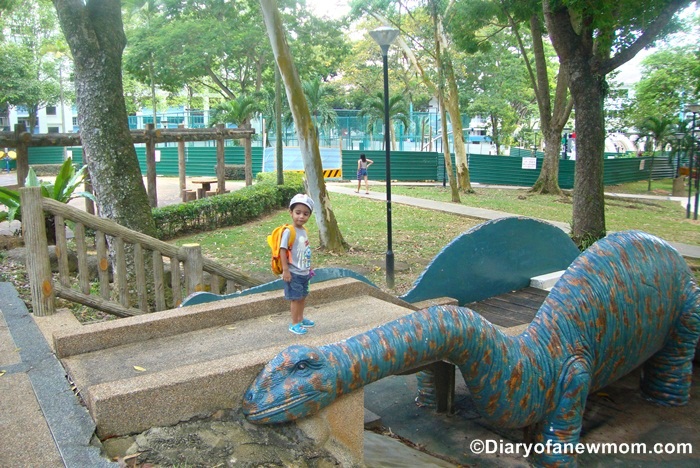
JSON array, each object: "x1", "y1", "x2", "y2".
[
  {"x1": 415, "y1": 369, "x2": 436, "y2": 408},
  {"x1": 531, "y1": 358, "x2": 591, "y2": 468},
  {"x1": 641, "y1": 308, "x2": 700, "y2": 406}
]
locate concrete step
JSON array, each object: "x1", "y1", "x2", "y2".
[
  {"x1": 530, "y1": 270, "x2": 565, "y2": 291},
  {"x1": 55, "y1": 279, "x2": 416, "y2": 439}
]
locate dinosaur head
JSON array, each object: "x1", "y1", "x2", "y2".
[{"x1": 242, "y1": 344, "x2": 338, "y2": 424}]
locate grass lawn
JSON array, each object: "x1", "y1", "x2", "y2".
[
  {"x1": 173, "y1": 179, "x2": 699, "y2": 293},
  {"x1": 370, "y1": 181, "x2": 698, "y2": 246}
]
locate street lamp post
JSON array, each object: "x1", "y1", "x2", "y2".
[
  {"x1": 369, "y1": 26, "x2": 399, "y2": 289},
  {"x1": 686, "y1": 104, "x2": 700, "y2": 219}
]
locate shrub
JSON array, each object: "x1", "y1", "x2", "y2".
[
  {"x1": 223, "y1": 164, "x2": 245, "y2": 180},
  {"x1": 31, "y1": 164, "x2": 64, "y2": 176},
  {"x1": 152, "y1": 178, "x2": 304, "y2": 240},
  {"x1": 255, "y1": 171, "x2": 306, "y2": 186}
]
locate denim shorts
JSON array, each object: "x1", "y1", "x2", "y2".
[{"x1": 284, "y1": 272, "x2": 310, "y2": 300}]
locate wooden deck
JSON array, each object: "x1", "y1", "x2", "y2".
[{"x1": 467, "y1": 287, "x2": 549, "y2": 327}]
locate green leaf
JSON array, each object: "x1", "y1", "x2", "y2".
[
  {"x1": 53, "y1": 158, "x2": 76, "y2": 200},
  {"x1": 25, "y1": 168, "x2": 40, "y2": 187}
]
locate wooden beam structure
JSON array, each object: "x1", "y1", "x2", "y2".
[{"x1": 0, "y1": 125, "x2": 256, "y2": 203}]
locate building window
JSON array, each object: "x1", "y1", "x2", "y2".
[
  {"x1": 46, "y1": 106, "x2": 57, "y2": 116},
  {"x1": 17, "y1": 118, "x2": 38, "y2": 132},
  {"x1": 48, "y1": 126, "x2": 60, "y2": 133}
]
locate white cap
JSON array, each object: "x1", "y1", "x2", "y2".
[{"x1": 289, "y1": 193, "x2": 314, "y2": 213}]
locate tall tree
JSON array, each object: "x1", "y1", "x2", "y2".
[
  {"x1": 210, "y1": 95, "x2": 262, "y2": 185},
  {"x1": 124, "y1": 0, "x2": 350, "y2": 105},
  {"x1": 356, "y1": 2, "x2": 474, "y2": 193},
  {"x1": 451, "y1": 0, "x2": 573, "y2": 194},
  {"x1": 457, "y1": 27, "x2": 534, "y2": 156},
  {"x1": 52, "y1": 0, "x2": 156, "y2": 238},
  {"x1": 122, "y1": 0, "x2": 161, "y2": 125},
  {"x1": 639, "y1": 116, "x2": 674, "y2": 191},
  {"x1": 301, "y1": 77, "x2": 337, "y2": 143},
  {"x1": 259, "y1": 0, "x2": 347, "y2": 252},
  {"x1": 432, "y1": 0, "x2": 460, "y2": 203},
  {"x1": 543, "y1": 0, "x2": 691, "y2": 245},
  {"x1": 358, "y1": 92, "x2": 411, "y2": 151},
  {"x1": 631, "y1": 46, "x2": 700, "y2": 127},
  {"x1": 0, "y1": 0, "x2": 63, "y2": 132}
]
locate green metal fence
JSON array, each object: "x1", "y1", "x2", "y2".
[
  {"x1": 28, "y1": 146, "x2": 658, "y2": 188},
  {"x1": 55, "y1": 146, "x2": 264, "y2": 178}
]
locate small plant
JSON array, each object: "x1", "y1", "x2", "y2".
[
  {"x1": 0, "y1": 157, "x2": 95, "y2": 224},
  {"x1": 0, "y1": 158, "x2": 96, "y2": 244}
]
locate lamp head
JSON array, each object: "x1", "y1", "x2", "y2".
[
  {"x1": 685, "y1": 104, "x2": 700, "y2": 113},
  {"x1": 369, "y1": 26, "x2": 399, "y2": 55}
]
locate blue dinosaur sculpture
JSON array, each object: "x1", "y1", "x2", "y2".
[{"x1": 243, "y1": 231, "x2": 700, "y2": 466}]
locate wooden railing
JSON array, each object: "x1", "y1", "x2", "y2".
[{"x1": 20, "y1": 186, "x2": 263, "y2": 317}]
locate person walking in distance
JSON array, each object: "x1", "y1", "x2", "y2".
[{"x1": 356, "y1": 153, "x2": 374, "y2": 194}]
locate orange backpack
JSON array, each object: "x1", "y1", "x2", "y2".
[{"x1": 267, "y1": 224, "x2": 296, "y2": 275}]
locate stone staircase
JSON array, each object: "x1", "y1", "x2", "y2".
[{"x1": 52, "y1": 278, "x2": 418, "y2": 440}]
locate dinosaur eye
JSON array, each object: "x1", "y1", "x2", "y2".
[{"x1": 295, "y1": 361, "x2": 308, "y2": 371}]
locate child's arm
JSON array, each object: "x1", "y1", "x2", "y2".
[
  {"x1": 280, "y1": 227, "x2": 292, "y2": 282},
  {"x1": 367, "y1": 159, "x2": 374, "y2": 166},
  {"x1": 280, "y1": 247, "x2": 291, "y2": 282}
]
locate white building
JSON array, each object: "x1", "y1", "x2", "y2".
[{"x1": 7, "y1": 103, "x2": 75, "y2": 134}]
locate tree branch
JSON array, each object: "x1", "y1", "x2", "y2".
[{"x1": 600, "y1": 0, "x2": 692, "y2": 75}]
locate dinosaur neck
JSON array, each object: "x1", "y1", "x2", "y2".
[{"x1": 320, "y1": 306, "x2": 513, "y2": 396}]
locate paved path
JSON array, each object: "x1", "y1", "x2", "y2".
[{"x1": 326, "y1": 181, "x2": 700, "y2": 259}]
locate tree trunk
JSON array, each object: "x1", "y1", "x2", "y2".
[
  {"x1": 533, "y1": 129, "x2": 565, "y2": 195},
  {"x1": 439, "y1": 25, "x2": 472, "y2": 193},
  {"x1": 275, "y1": 66, "x2": 284, "y2": 185},
  {"x1": 380, "y1": 7, "x2": 472, "y2": 193},
  {"x1": 543, "y1": 2, "x2": 606, "y2": 246},
  {"x1": 259, "y1": 0, "x2": 347, "y2": 252},
  {"x1": 432, "y1": 1, "x2": 460, "y2": 203},
  {"x1": 568, "y1": 57, "x2": 607, "y2": 245},
  {"x1": 519, "y1": 14, "x2": 570, "y2": 196},
  {"x1": 52, "y1": 0, "x2": 156, "y2": 239}
]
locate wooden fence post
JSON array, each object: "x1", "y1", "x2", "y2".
[
  {"x1": 181, "y1": 244, "x2": 204, "y2": 296},
  {"x1": 178, "y1": 123, "x2": 187, "y2": 201},
  {"x1": 20, "y1": 186, "x2": 55, "y2": 316},
  {"x1": 14, "y1": 123, "x2": 28, "y2": 187},
  {"x1": 216, "y1": 124, "x2": 226, "y2": 194},
  {"x1": 145, "y1": 123, "x2": 158, "y2": 207}
]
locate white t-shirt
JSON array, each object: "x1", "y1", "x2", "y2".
[{"x1": 280, "y1": 226, "x2": 311, "y2": 275}]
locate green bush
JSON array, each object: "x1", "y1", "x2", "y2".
[
  {"x1": 152, "y1": 179, "x2": 304, "y2": 240},
  {"x1": 31, "y1": 164, "x2": 64, "y2": 176},
  {"x1": 223, "y1": 164, "x2": 245, "y2": 180},
  {"x1": 255, "y1": 171, "x2": 306, "y2": 186}
]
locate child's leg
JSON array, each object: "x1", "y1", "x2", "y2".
[
  {"x1": 365, "y1": 176, "x2": 369, "y2": 192},
  {"x1": 291, "y1": 298, "x2": 305, "y2": 324}
]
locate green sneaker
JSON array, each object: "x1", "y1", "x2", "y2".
[
  {"x1": 300, "y1": 318, "x2": 315, "y2": 328},
  {"x1": 289, "y1": 323, "x2": 307, "y2": 335}
]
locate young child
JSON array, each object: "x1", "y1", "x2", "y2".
[{"x1": 280, "y1": 194, "x2": 315, "y2": 335}]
